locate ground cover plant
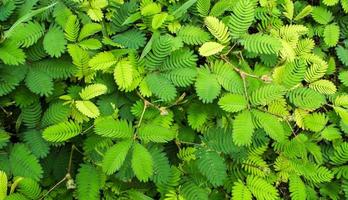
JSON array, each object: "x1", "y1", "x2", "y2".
[{"x1": 0, "y1": 0, "x2": 348, "y2": 199}]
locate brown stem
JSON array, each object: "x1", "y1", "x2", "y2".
[
  {"x1": 39, "y1": 144, "x2": 80, "y2": 199},
  {"x1": 221, "y1": 55, "x2": 261, "y2": 79}
]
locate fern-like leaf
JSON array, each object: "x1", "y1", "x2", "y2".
[
  {"x1": 75, "y1": 100, "x2": 100, "y2": 118},
  {"x1": 17, "y1": 178, "x2": 41, "y2": 200},
  {"x1": 10, "y1": 21, "x2": 45, "y2": 47},
  {"x1": 250, "y1": 84, "x2": 286, "y2": 106},
  {"x1": 145, "y1": 73, "x2": 177, "y2": 102},
  {"x1": 233, "y1": 110, "x2": 254, "y2": 146},
  {"x1": 112, "y1": 29, "x2": 146, "y2": 49},
  {"x1": 102, "y1": 140, "x2": 132, "y2": 175},
  {"x1": 0, "y1": 171, "x2": 7, "y2": 200},
  {"x1": 0, "y1": 41, "x2": 26, "y2": 65},
  {"x1": 76, "y1": 164, "x2": 101, "y2": 200},
  {"x1": 177, "y1": 26, "x2": 211, "y2": 45},
  {"x1": 138, "y1": 123, "x2": 176, "y2": 143},
  {"x1": 43, "y1": 25, "x2": 67, "y2": 58},
  {"x1": 309, "y1": 79, "x2": 336, "y2": 94},
  {"x1": 195, "y1": 68, "x2": 221, "y2": 103},
  {"x1": 131, "y1": 143, "x2": 153, "y2": 182},
  {"x1": 252, "y1": 110, "x2": 286, "y2": 142},
  {"x1": 218, "y1": 93, "x2": 247, "y2": 113},
  {"x1": 23, "y1": 130, "x2": 50, "y2": 158},
  {"x1": 204, "y1": 16, "x2": 230, "y2": 44},
  {"x1": 64, "y1": 15, "x2": 80, "y2": 42},
  {"x1": 336, "y1": 46, "x2": 348, "y2": 66},
  {"x1": 289, "y1": 175, "x2": 307, "y2": 200},
  {"x1": 42, "y1": 121, "x2": 82, "y2": 142},
  {"x1": 242, "y1": 34, "x2": 282, "y2": 55},
  {"x1": 196, "y1": 149, "x2": 227, "y2": 187},
  {"x1": 79, "y1": 84, "x2": 107, "y2": 100},
  {"x1": 199, "y1": 42, "x2": 225, "y2": 56},
  {"x1": 311, "y1": 7, "x2": 333, "y2": 25},
  {"x1": 94, "y1": 116, "x2": 133, "y2": 139},
  {"x1": 25, "y1": 68, "x2": 53, "y2": 96},
  {"x1": 331, "y1": 142, "x2": 348, "y2": 165},
  {"x1": 246, "y1": 175, "x2": 279, "y2": 200},
  {"x1": 232, "y1": 181, "x2": 252, "y2": 200},
  {"x1": 323, "y1": 24, "x2": 340, "y2": 47},
  {"x1": 228, "y1": 0, "x2": 254, "y2": 39},
  {"x1": 9, "y1": 144, "x2": 43, "y2": 181},
  {"x1": 287, "y1": 87, "x2": 326, "y2": 110},
  {"x1": 196, "y1": 0, "x2": 210, "y2": 16}
]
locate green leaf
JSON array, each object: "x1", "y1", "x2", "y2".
[
  {"x1": 0, "y1": 41, "x2": 26, "y2": 65},
  {"x1": 242, "y1": 34, "x2": 282, "y2": 55},
  {"x1": 228, "y1": 0, "x2": 254, "y2": 39},
  {"x1": 10, "y1": 21, "x2": 45, "y2": 47},
  {"x1": 145, "y1": 73, "x2": 177, "y2": 102},
  {"x1": 204, "y1": 16, "x2": 230, "y2": 44},
  {"x1": 112, "y1": 29, "x2": 146, "y2": 49},
  {"x1": 294, "y1": 5, "x2": 313, "y2": 21},
  {"x1": 94, "y1": 116, "x2": 133, "y2": 139},
  {"x1": 218, "y1": 93, "x2": 247, "y2": 113},
  {"x1": 9, "y1": 144, "x2": 43, "y2": 181},
  {"x1": 79, "y1": 84, "x2": 108, "y2": 100},
  {"x1": 171, "y1": 0, "x2": 198, "y2": 18},
  {"x1": 43, "y1": 25, "x2": 67, "y2": 58},
  {"x1": 114, "y1": 59, "x2": 135, "y2": 90},
  {"x1": 43, "y1": 121, "x2": 81, "y2": 142},
  {"x1": 152, "y1": 12, "x2": 168, "y2": 29},
  {"x1": 17, "y1": 178, "x2": 41, "y2": 199},
  {"x1": 76, "y1": 164, "x2": 101, "y2": 200},
  {"x1": 89, "y1": 52, "x2": 117, "y2": 70},
  {"x1": 252, "y1": 110, "x2": 285, "y2": 142},
  {"x1": 131, "y1": 143, "x2": 153, "y2": 182},
  {"x1": 289, "y1": 175, "x2": 307, "y2": 200},
  {"x1": 232, "y1": 181, "x2": 252, "y2": 200},
  {"x1": 138, "y1": 124, "x2": 176, "y2": 143},
  {"x1": 177, "y1": 25, "x2": 211, "y2": 45},
  {"x1": 311, "y1": 7, "x2": 333, "y2": 25},
  {"x1": 250, "y1": 84, "x2": 286, "y2": 106},
  {"x1": 199, "y1": 42, "x2": 225, "y2": 56},
  {"x1": 195, "y1": 68, "x2": 221, "y2": 103},
  {"x1": 75, "y1": 100, "x2": 100, "y2": 118},
  {"x1": 323, "y1": 24, "x2": 340, "y2": 47},
  {"x1": 334, "y1": 106, "x2": 348, "y2": 125},
  {"x1": 0, "y1": 130, "x2": 10, "y2": 149},
  {"x1": 196, "y1": 0, "x2": 210, "y2": 16},
  {"x1": 0, "y1": 171, "x2": 7, "y2": 200},
  {"x1": 25, "y1": 69, "x2": 53, "y2": 96},
  {"x1": 323, "y1": 0, "x2": 339, "y2": 6},
  {"x1": 78, "y1": 23, "x2": 102, "y2": 41},
  {"x1": 196, "y1": 150, "x2": 227, "y2": 186},
  {"x1": 303, "y1": 112, "x2": 328, "y2": 132},
  {"x1": 102, "y1": 140, "x2": 133, "y2": 175},
  {"x1": 247, "y1": 175, "x2": 279, "y2": 200},
  {"x1": 336, "y1": 46, "x2": 348, "y2": 66},
  {"x1": 233, "y1": 110, "x2": 254, "y2": 146},
  {"x1": 64, "y1": 15, "x2": 80, "y2": 42}
]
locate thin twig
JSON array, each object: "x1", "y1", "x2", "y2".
[
  {"x1": 177, "y1": 141, "x2": 201, "y2": 145},
  {"x1": 81, "y1": 125, "x2": 94, "y2": 135},
  {"x1": 223, "y1": 43, "x2": 237, "y2": 56},
  {"x1": 137, "y1": 100, "x2": 149, "y2": 128},
  {"x1": 221, "y1": 55, "x2": 261, "y2": 79},
  {"x1": 39, "y1": 144, "x2": 80, "y2": 200},
  {"x1": 39, "y1": 176, "x2": 67, "y2": 200},
  {"x1": 241, "y1": 72, "x2": 250, "y2": 109}
]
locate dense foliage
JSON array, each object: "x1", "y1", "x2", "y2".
[{"x1": 0, "y1": 0, "x2": 348, "y2": 199}]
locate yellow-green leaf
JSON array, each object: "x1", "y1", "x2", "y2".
[
  {"x1": 199, "y1": 42, "x2": 225, "y2": 56},
  {"x1": 75, "y1": 100, "x2": 100, "y2": 118}
]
